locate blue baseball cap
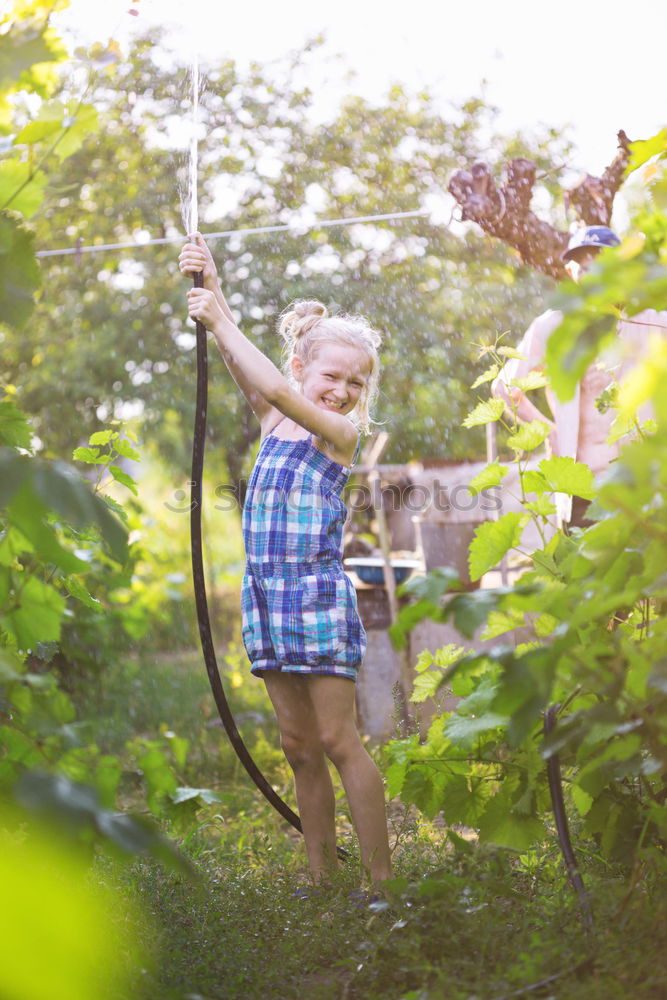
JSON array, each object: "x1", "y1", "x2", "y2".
[{"x1": 562, "y1": 225, "x2": 621, "y2": 261}]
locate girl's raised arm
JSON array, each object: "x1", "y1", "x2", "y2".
[{"x1": 179, "y1": 236, "x2": 277, "y2": 425}]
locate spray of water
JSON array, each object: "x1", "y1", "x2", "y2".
[
  {"x1": 180, "y1": 55, "x2": 203, "y2": 238},
  {"x1": 188, "y1": 53, "x2": 199, "y2": 236}
]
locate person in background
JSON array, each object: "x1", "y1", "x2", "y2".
[{"x1": 492, "y1": 225, "x2": 667, "y2": 527}]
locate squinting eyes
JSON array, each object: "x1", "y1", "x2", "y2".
[{"x1": 323, "y1": 374, "x2": 364, "y2": 388}]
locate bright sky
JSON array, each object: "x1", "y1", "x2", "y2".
[{"x1": 52, "y1": 0, "x2": 666, "y2": 178}]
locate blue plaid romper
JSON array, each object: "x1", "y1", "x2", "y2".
[{"x1": 241, "y1": 421, "x2": 366, "y2": 680}]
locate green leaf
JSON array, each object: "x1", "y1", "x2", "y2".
[
  {"x1": 8, "y1": 483, "x2": 89, "y2": 574},
  {"x1": 481, "y1": 607, "x2": 525, "y2": 640},
  {"x1": 496, "y1": 346, "x2": 526, "y2": 360},
  {"x1": 385, "y1": 758, "x2": 409, "y2": 799},
  {"x1": 0, "y1": 726, "x2": 43, "y2": 767},
  {"x1": 468, "y1": 513, "x2": 526, "y2": 581},
  {"x1": 390, "y1": 598, "x2": 443, "y2": 649},
  {"x1": 109, "y1": 465, "x2": 138, "y2": 495},
  {"x1": 411, "y1": 670, "x2": 448, "y2": 703},
  {"x1": 0, "y1": 397, "x2": 31, "y2": 449},
  {"x1": 400, "y1": 764, "x2": 449, "y2": 820},
  {"x1": 411, "y1": 645, "x2": 466, "y2": 704},
  {"x1": 470, "y1": 363, "x2": 499, "y2": 389},
  {"x1": 0, "y1": 564, "x2": 10, "y2": 607},
  {"x1": 399, "y1": 566, "x2": 460, "y2": 604},
  {"x1": 493, "y1": 648, "x2": 554, "y2": 746},
  {"x1": 523, "y1": 495, "x2": 557, "y2": 517},
  {"x1": 545, "y1": 310, "x2": 617, "y2": 401},
  {"x1": 536, "y1": 456, "x2": 595, "y2": 499},
  {"x1": 12, "y1": 118, "x2": 62, "y2": 144},
  {"x1": 0, "y1": 452, "x2": 126, "y2": 561},
  {"x1": 443, "y1": 773, "x2": 492, "y2": 827},
  {"x1": 13, "y1": 100, "x2": 66, "y2": 145},
  {"x1": 414, "y1": 648, "x2": 434, "y2": 674},
  {"x1": 170, "y1": 787, "x2": 222, "y2": 805},
  {"x1": 88, "y1": 430, "x2": 116, "y2": 446},
  {"x1": 462, "y1": 398, "x2": 505, "y2": 428},
  {"x1": 14, "y1": 771, "x2": 190, "y2": 873},
  {"x1": 165, "y1": 733, "x2": 190, "y2": 770},
  {"x1": 571, "y1": 783, "x2": 594, "y2": 816},
  {"x1": 113, "y1": 438, "x2": 140, "y2": 462},
  {"x1": 512, "y1": 371, "x2": 548, "y2": 392},
  {"x1": 31, "y1": 459, "x2": 128, "y2": 562},
  {"x1": 52, "y1": 104, "x2": 99, "y2": 161},
  {"x1": 456, "y1": 674, "x2": 501, "y2": 716},
  {"x1": 626, "y1": 129, "x2": 667, "y2": 175},
  {"x1": 0, "y1": 160, "x2": 48, "y2": 216},
  {"x1": 0, "y1": 213, "x2": 41, "y2": 328},
  {"x1": 138, "y1": 748, "x2": 178, "y2": 798},
  {"x1": 433, "y1": 643, "x2": 466, "y2": 669},
  {"x1": 477, "y1": 794, "x2": 544, "y2": 850},
  {"x1": 445, "y1": 711, "x2": 508, "y2": 746},
  {"x1": 468, "y1": 461, "x2": 508, "y2": 496},
  {"x1": 446, "y1": 590, "x2": 511, "y2": 638},
  {"x1": 0, "y1": 20, "x2": 65, "y2": 101},
  {"x1": 72, "y1": 446, "x2": 105, "y2": 464},
  {"x1": 507, "y1": 420, "x2": 551, "y2": 453},
  {"x1": 606, "y1": 412, "x2": 635, "y2": 446},
  {"x1": 410, "y1": 670, "x2": 443, "y2": 705},
  {"x1": 522, "y1": 469, "x2": 549, "y2": 495},
  {"x1": 0, "y1": 575, "x2": 65, "y2": 649},
  {"x1": 63, "y1": 575, "x2": 101, "y2": 611}
]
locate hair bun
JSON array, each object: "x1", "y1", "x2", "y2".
[{"x1": 279, "y1": 300, "x2": 328, "y2": 342}]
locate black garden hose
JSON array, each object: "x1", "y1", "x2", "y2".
[{"x1": 543, "y1": 703, "x2": 593, "y2": 931}]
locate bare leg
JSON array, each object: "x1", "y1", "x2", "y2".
[
  {"x1": 263, "y1": 673, "x2": 338, "y2": 881},
  {"x1": 307, "y1": 675, "x2": 392, "y2": 886}
]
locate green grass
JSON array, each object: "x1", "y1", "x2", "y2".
[
  {"x1": 73, "y1": 652, "x2": 667, "y2": 1000},
  {"x1": 105, "y1": 832, "x2": 667, "y2": 1000}
]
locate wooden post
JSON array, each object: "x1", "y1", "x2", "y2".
[{"x1": 363, "y1": 432, "x2": 414, "y2": 730}]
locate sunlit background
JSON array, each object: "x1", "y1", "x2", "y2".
[{"x1": 53, "y1": 0, "x2": 665, "y2": 174}]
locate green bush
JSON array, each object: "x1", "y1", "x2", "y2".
[{"x1": 387, "y1": 145, "x2": 667, "y2": 870}]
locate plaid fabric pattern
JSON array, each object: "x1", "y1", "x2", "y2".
[{"x1": 241, "y1": 433, "x2": 366, "y2": 679}]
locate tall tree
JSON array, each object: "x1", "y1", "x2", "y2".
[{"x1": 5, "y1": 32, "x2": 573, "y2": 484}]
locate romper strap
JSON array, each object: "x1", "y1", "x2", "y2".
[
  {"x1": 266, "y1": 415, "x2": 286, "y2": 438},
  {"x1": 350, "y1": 434, "x2": 362, "y2": 469}
]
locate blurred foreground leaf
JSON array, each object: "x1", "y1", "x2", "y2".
[
  {"x1": 0, "y1": 213, "x2": 41, "y2": 327},
  {"x1": 0, "y1": 448, "x2": 128, "y2": 563},
  {"x1": 0, "y1": 806, "x2": 149, "y2": 1000},
  {"x1": 15, "y1": 770, "x2": 192, "y2": 874}
]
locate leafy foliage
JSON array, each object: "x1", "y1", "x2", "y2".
[
  {"x1": 388, "y1": 156, "x2": 667, "y2": 870},
  {"x1": 0, "y1": 4, "x2": 195, "y2": 901}
]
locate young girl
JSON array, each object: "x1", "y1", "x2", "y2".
[{"x1": 179, "y1": 235, "x2": 392, "y2": 888}]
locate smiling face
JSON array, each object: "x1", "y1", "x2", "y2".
[{"x1": 291, "y1": 341, "x2": 372, "y2": 417}]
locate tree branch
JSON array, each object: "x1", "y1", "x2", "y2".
[
  {"x1": 448, "y1": 131, "x2": 633, "y2": 279},
  {"x1": 564, "y1": 130, "x2": 632, "y2": 225}
]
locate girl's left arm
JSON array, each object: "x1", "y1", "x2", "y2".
[{"x1": 187, "y1": 288, "x2": 358, "y2": 461}]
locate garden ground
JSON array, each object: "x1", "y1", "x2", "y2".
[{"x1": 80, "y1": 651, "x2": 667, "y2": 1000}]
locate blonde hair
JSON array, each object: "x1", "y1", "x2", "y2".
[{"x1": 278, "y1": 300, "x2": 382, "y2": 434}]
